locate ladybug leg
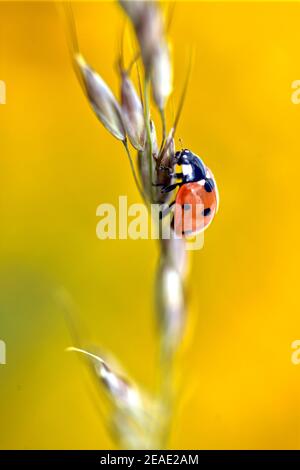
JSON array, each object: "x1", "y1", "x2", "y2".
[
  {"x1": 151, "y1": 165, "x2": 174, "y2": 188},
  {"x1": 161, "y1": 182, "x2": 183, "y2": 193},
  {"x1": 163, "y1": 171, "x2": 184, "y2": 179},
  {"x1": 159, "y1": 201, "x2": 175, "y2": 219},
  {"x1": 159, "y1": 166, "x2": 184, "y2": 179},
  {"x1": 152, "y1": 170, "x2": 184, "y2": 190},
  {"x1": 159, "y1": 165, "x2": 173, "y2": 177}
]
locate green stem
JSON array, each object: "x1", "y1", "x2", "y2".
[
  {"x1": 144, "y1": 78, "x2": 154, "y2": 202},
  {"x1": 158, "y1": 107, "x2": 167, "y2": 158},
  {"x1": 158, "y1": 349, "x2": 175, "y2": 449},
  {"x1": 122, "y1": 140, "x2": 146, "y2": 203}
]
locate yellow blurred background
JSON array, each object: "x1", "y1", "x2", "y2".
[{"x1": 0, "y1": 0, "x2": 300, "y2": 449}]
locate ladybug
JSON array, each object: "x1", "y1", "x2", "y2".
[{"x1": 159, "y1": 149, "x2": 219, "y2": 236}]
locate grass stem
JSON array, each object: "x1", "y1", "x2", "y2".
[
  {"x1": 144, "y1": 78, "x2": 154, "y2": 202},
  {"x1": 123, "y1": 139, "x2": 147, "y2": 203}
]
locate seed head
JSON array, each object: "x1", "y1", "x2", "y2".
[
  {"x1": 76, "y1": 54, "x2": 126, "y2": 140},
  {"x1": 120, "y1": 71, "x2": 145, "y2": 151},
  {"x1": 98, "y1": 361, "x2": 141, "y2": 410},
  {"x1": 149, "y1": 119, "x2": 159, "y2": 157},
  {"x1": 138, "y1": 120, "x2": 158, "y2": 201},
  {"x1": 151, "y1": 43, "x2": 172, "y2": 111},
  {"x1": 160, "y1": 129, "x2": 175, "y2": 168},
  {"x1": 119, "y1": 1, "x2": 163, "y2": 74},
  {"x1": 66, "y1": 347, "x2": 141, "y2": 411}
]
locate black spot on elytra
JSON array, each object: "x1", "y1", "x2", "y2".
[
  {"x1": 202, "y1": 207, "x2": 211, "y2": 217},
  {"x1": 204, "y1": 178, "x2": 214, "y2": 192}
]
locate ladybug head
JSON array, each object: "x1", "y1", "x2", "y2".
[
  {"x1": 174, "y1": 149, "x2": 207, "y2": 180},
  {"x1": 174, "y1": 149, "x2": 193, "y2": 164}
]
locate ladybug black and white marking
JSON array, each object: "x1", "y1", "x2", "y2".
[{"x1": 158, "y1": 149, "x2": 219, "y2": 236}]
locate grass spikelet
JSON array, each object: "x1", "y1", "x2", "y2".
[
  {"x1": 120, "y1": 67, "x2": 146, "y2": 151},
  {"x1": 76, "y1": 54, "x2": 126, "y2": 141}
]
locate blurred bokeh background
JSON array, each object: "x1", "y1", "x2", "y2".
[{"x1": 0, "y1": 1, "x2": 300, "y2": 449}]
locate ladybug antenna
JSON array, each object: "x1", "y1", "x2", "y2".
[{"x1": 179, "y1": 137, "x2": 184, "y2": 149}]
